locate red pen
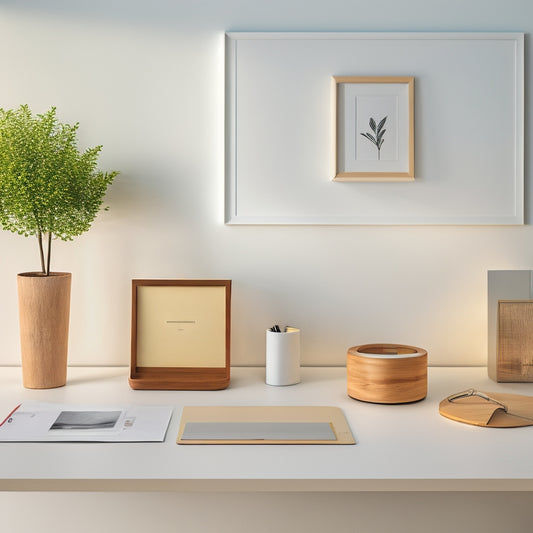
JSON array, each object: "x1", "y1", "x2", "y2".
[{"x1": 0, "y1": 404, "x2": 22, "y2": 427}]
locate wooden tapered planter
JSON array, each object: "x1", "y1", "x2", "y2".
[{"x1": 17, "y1": 272, "x2": 71, "y2": 389}]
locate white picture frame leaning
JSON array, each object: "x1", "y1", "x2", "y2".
[
  {"x1": 225, "y1": 32, "x2": 524, "y2": 225},
  {"x1": 332, "y1": 76, "x2": 414, "y2": 181}
]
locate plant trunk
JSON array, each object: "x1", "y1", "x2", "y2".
[
  {"x1": 37, "y1": 232, "x2": 46, "y2": 275},
  {"x1": 36, "y1": 231, "x2": 53, "y2": 275},
  {"x1": 46, "y1": 232, "x2": 52, "y2": 276}
]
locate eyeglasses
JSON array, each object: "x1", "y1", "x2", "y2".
[{"x1": 446, "y1": 388, "x2": 508, "y2": 412}]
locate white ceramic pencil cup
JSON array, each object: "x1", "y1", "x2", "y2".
[{"x1": 265, "y1": 327, "x2": 301, "y2": 386}]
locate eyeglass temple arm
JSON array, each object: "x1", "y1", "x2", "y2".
[{"x1": 446, "y1": 388, "x2": 508, "y2": 412}]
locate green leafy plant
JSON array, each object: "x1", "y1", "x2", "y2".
[
  {"x1": 0, "y1": 105, "x2": 118, "y2": 275},
  {"x1": 360, "y1": 116, "x2": 387, "y2": 160}
]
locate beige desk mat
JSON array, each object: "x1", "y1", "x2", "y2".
[{"x1": 177, "y1": 406, "x2": 355, "y2": 444}]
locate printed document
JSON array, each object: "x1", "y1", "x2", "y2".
[{"x1": 0, "y1": 402, "x2": 173, "y2": 442}]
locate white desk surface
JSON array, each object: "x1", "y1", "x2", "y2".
[{"x1": 0, "y1": 365, "x2": 532, "y2": 492}]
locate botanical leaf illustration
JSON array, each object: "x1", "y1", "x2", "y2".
[
  {"x1": 377, "y1": 128, "x2": 386, "y2": 148},
  {"x1": 361, "y1": 132, "x2": 376, "y2": 144},
  {"x1": 360, "y1": 116, "x2": 387, "y2": 160}
]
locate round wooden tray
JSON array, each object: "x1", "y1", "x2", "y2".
[{"x1": 347, "y1": 343, "x2": 427, "y2": 404}]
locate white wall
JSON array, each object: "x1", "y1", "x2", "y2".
[{"x1": 0, "y1": 0, "x2": 531, "y2": 369}]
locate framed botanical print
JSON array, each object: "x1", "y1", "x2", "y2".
[{"x1": 332, "y1": 76, "x2": 414, "y2": 181}]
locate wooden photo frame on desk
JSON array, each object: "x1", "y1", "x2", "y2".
[{"x1": 129, "y1": 279, "x2": 231, "y2": 390}]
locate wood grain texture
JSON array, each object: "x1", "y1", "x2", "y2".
[
  {"x1": 497, "y1": 300, "x2": 533, "y2": 382},
  {"x1": 347, "y1": 344, "x2": 427, "y2": 404},
  {"x1": 17, "y1": 272, "x2": 71, "y2": 389},
  {"x1": 128, "y1": 367, "x2": 230, "y2": 390}
]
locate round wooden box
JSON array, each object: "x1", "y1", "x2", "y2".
[{"x1": 347, "y1": 344, "x2": 427, "y2": 404}]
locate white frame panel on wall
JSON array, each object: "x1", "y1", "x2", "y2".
[{"x1": 225, "y1": 32, "x2": 524, "y2": 225}]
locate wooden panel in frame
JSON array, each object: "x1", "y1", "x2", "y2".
[
  {"x1": 497, "y1": 300, "x2": 533, "y2": 382},
  {"x1": 332, "y1": 76, "x2": 414, "y2": 181},
  {"x1": 129, "y1": 279, "x2": 231, "y2": 390}
]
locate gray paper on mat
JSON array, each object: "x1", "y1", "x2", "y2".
[{"x1": 181, "y1": 421, "x2": 336, "y2": 441}]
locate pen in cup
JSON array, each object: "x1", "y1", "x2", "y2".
[
  {"x1": 269, "y1": 325, "x2": 294, "y2": 333},
  {"x1": 265, "y1": 325, "x2": 301, "y2": 386}
]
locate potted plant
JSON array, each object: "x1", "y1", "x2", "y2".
[{"x1": 0, "y1": 105, "x2": 118, "y2": 388}]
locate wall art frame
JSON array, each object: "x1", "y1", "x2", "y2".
[
  {"x1": 129, "y1": 279, "x2": 231, "y2": 390},
  {"x1": 332, "y1": 76, "x2": 414, "y2": 181},
  {"x1": 225, "y1": 32, "x2": 523, "y2": 225}
]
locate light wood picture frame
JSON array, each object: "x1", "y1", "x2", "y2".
[
  {"x1": 129, "y1": 279, "x2": 231, "y2": 390},
  {"x1": 332, "y1": 76, "x2": 414, "y2": 181}
]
